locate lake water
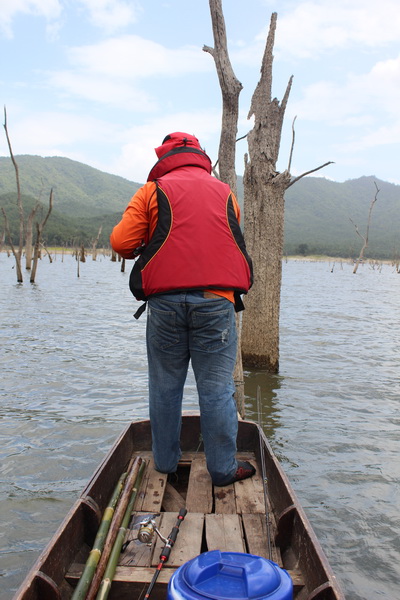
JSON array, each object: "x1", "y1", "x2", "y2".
[{"x1": 0, "y1": 252, "x2": 399, "y2": 600}]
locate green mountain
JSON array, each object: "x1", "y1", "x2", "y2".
[
  {"x1": 0, "y1": 155, "x2": 141, "y2": 247},
  {"x1": 0, "y1": 155, "x2": 140, "y2": 216},
  {"x1": 1, "y1": 155, "x2": 399, "y2": 258},
  {"x1": 284, "y1": 176, "x2": 400, "y2": 258}
]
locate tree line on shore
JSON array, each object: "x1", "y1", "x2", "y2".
[{"x1": 2, "y1": 173, "x2": 399, "y2": 261}]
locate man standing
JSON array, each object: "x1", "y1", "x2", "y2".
[{"x1": 110, "y1": 132, "x2": 254, "y2": 486}]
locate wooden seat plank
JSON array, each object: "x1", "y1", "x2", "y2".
[
  {"x1": 113, "y1": 565, "x2": 174, "y2": 584},
  {"x1": 242, "y1": 513, "x2": 282, "y2": 565},
  {"x1": 234, "y1": 460, "x2": 265, "y2": 514},
  {"x1": 152, "y1": 512, "x2": 204, "y2": 567},
  {"x1": 138, "y1": 457, "x2": 167, "y2": 512},
  {"x1": 205, "y1": 514, "x2": 245, "y2": 553},
  {"x1": 214, "y1": 483, "x2": 236, "y2": 514},
  {"x1": 185, "y1": 456, "x2": 213, "y2": 513}
]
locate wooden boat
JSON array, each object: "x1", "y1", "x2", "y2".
[{"x1": 14, "y1": 415, "x2": 345, "y2": 600}]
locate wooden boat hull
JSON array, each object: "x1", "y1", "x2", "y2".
[{"x1": 13, "y1": 416, "x2": 345, "y2": 600}]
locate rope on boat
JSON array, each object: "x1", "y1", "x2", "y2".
[{"x1": 257, "y1": 385, "x2": 273, "y2": 561}]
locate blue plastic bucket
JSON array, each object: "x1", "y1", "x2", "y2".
[{"x1": 167, "y1": 550, "x2": 293, "y2": 600}]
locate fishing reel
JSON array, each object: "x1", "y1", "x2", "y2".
[
  {"x1": 122, "y1": 513, "x2": 165, "y2": 553},
  {"x1": 137, "y1": 517, "x2": 167, "y2": 545}
]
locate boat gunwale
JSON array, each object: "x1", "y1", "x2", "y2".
[{"x1": 12, "y1": 415, "x2": 345, "y2": 600}]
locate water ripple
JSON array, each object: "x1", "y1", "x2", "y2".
[{"x1": 1, "y1": 255, "x2": 399, "y2": 599}]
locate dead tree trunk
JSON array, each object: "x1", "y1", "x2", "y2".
[
  {"x1": 350, "y1": 182, "x2": 379, "y2": 274},
  {"x1": 204, "y1": 0, "x2": 246, "y2": 416},
  {"x1": 3, "y1": 107, "x2": 24, "y2": 282},
  {"x1": 92, "y1": 225, "x2": 103, "y2": 260},
  {"x1": 0, "y1": 223, "x2": 5, "y2": 252},
  {"x1": 241, "y1": 13, "x2": 292, "y2": 372},
  {"x1": 241, "y1": 13, "x2": 332, "y2": 371},
  {"x1": 1, "y1": 207, "x2": 21, "y2": 269},
  {"x1": 30, "y1": 189, "x2": 53, "y2": 283},
  {"x1": 204, "y1": 8, "x2": 332, "y2": 374},
  {"x1": 25, "y1": 202, "x2": 40, "y2": 270}
]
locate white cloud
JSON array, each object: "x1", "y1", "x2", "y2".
[
  {"x1": 0, "y1": 110, "x2": 118, "y2": 157},
  {"x1": 77, "y1": 0, "x2": 140, "y2": 34},
  {"x1": 47, "y1": 34, "x2": 212, "y2": 109},
  {"x1": 289, "y1": 54, "x2": 400, "y2": 125},
  {"x1": 0, "y1": 0, "x2": 62, "y2": 38},
  {"x1": 0, "y1": 0, "x2": 140, "y2": 39},
  {"x1": 108, "y1": 110, "x2": 223, "y2": 182},
  {"x1": 340, "y1": 122, "x2": 400, "y2": 154},
  {"x1": 48, "y1": 70, "x2": 158, "y2": 111},
  {"x1": 274, "y1": 0, "x2": 400, "y2": 59},
  {"x1": 67, "y1": 35, "x2": 211, "y2": 79}
]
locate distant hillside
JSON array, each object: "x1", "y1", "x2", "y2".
[
  {"x1": 238, "y1": 174, "x2": 399, "y2": 259},
  {"x1": 0, "y1": 155, "x2": 140, "y2": 218},
  {"x1": 283, "y1": 176, "x2": 400, "y2": 258},
  {"x1": 1, "y1": 155, "x2": 399, "y2": 258}
]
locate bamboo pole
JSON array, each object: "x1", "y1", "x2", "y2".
[
  {"x1": 95, "y1": 460, "x2": 146, "y2": 600},
  {"x1": 85, "y1": 456, "x2": 143, "y2": 600},
  {"x1": 71, "y1": 470, "x2": 130, "y2": 600}
]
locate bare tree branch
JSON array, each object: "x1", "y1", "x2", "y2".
[
  {"x1": 203, "y1": 0, "x2": 242, "y2": 192},
  {"x1": 286, "y1": 161, "x2": 335, "y2": 188},
  {"x1": 30, "y1": 189, "x2": 53, "y2": 283},
  {"x1": 3, "y1": 106, "x2": 24, "y2": 281},
  {"x1": 351, "y1": 181, "x2": 380, "y2": 274},
  {"x1": 287, "y1": 116, "x2": 297, "y2": 173}
]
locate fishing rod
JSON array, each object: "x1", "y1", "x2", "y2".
[
  {"x1": 143, "y1": 507, "x2": 187, "y2": 600},
  {"x1": 257, "y1": 385, "x2": 273, "y2": 561}
]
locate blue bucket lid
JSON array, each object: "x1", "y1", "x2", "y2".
[{"x1": 168, "y1": 550, "x2": 293, "y2": 600}]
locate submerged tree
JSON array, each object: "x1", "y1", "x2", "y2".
[
  {"x1": 241, "y1": 13, "x2": 292, "y2": 372},
  {"x1": 204, "y1": 0, "x2": 245, "y2": 414},
  {"x1": 2, "y1": 107, "x2": 24, "y2": 282},
  {"x1": 30, "y1": 189, "x2": 53, "y2": 283},
  {"x1": 350, "y1": 181, "x2": 380, "y2": 274},
  {"x1": 242, "y1": 14, "x2": 333, "y2": 371},
  {"x1": 206, "y1": 8, "x2": 332, "y2": 373},
  {"x1": 2, "y1": 107, "x2": 54, "y2": 283},
  {"x1": 92, "y1": 225, "x2": 103, "y2": 261},
  {"x1": 25, "y1": 201, "x2": 41, "y2": 270}
]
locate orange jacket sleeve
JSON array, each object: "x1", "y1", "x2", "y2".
[{"x1": 110, "y1": 182, "x2": 158, "y2": 259}]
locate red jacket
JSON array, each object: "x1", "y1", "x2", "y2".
[
  {"x1": 110, "y1": 133, "x2": 253, "y2": 308},
  {"x1": 129, "y1": 165, "x2": 253, "y2": 301}
]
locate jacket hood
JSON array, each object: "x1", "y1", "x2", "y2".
[{"x1": 147, "y1": 132, "x2": 212, "y2": 181}]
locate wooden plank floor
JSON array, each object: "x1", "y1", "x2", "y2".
[
  {"x1": 119, "y1": 450, "x2": 275, "y2": 570},
  {"x1": 67, "y1": 450, "x2": 299, "y2": 593}
]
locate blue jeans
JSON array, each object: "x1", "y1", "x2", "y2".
[{"x1": 146, "y1": 291, "x2": 238, "y2": 485}]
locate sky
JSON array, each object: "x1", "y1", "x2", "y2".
[{"x1": 1, "y1": 0, "x2": 400, "y2": 186}]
